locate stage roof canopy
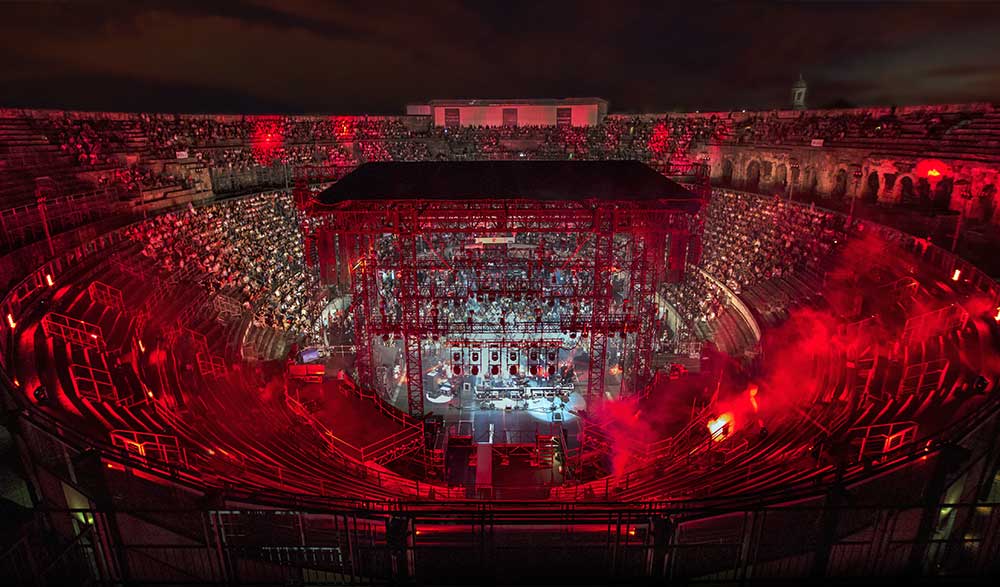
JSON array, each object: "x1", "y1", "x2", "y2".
[{"x1": 314, "y1": 161, "x2": 700, "y2": 212}]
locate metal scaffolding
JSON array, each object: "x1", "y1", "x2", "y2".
[
  {"x1": 308, "y1": 195, "x2": 700, "y2": 418},
  {"x1": 300, "y1": 160, "x2": 704, "y2": 418}
]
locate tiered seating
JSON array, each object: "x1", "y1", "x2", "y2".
[
  {"x1": 701, "y1": 190, "x2": 844, "y2": 294},
  {"x1": 0, "y1": 116, "x2": 76, "y2": 178},
  {"x1": 610, "y1": 276, "x2": 985, "y2": 504},
  {"x1": 3, "y1": 102, "x2": 1000, "y2": 509},
  {"x1": 728, "y1": 107, "x2": 1000, "y2": 163},
  {"x1": 124, "y1": 192, "x2": 324, "y2": 338},
  {"x1": 738, "y1": 266, "x2": 828, "y2": 328},
  {"x1": 658, "y1": 189, "x2": 843, "y2": 357},
  {"x1": 938, "y1": 110, "x2": 1000, "y2": 163},
  {"x1": 660, "y1": 273, "x2": 727, "y2": 344},
  {"x1": 11, "y1": 229, "x2": 433, "y2": 501}
]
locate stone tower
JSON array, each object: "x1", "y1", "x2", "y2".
[{"x1": 792, "y1": 74, "x2": 808, "y2": 110}]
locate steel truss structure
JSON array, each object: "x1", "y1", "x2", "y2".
[{"x1": 308, "y1": 195, "x2": 702, "y2": 417}]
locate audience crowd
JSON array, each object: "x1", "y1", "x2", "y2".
[
  {"x1": 16, "y1": 106, "x2": 986, "y2": 184},
  {"x1": 734, "y1": 111, "x2": 904, "y2": 145},
  {"x1": 700, "y1": 190, "x2": 844, "y2": 293},
  {"x1": 4, "y1": 106, "x2": 988, "y2": 351},
  {"x1": 653, "y1": 190, "x2": 845, "y2": 350},
  {"x1": 125, "y1": 192, "x2": 326, "y2": 336},
  {"x1": 43, "y1": 116, "x2": 125, "y2": 166},
  {"x1": 97, "y1": 165, "x2": 193, "y2": 196},
  {"x1": 660, "y1": 275, "x2": 728, "y2": 347}
]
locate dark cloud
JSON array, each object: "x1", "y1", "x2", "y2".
[{"x1": 1, "y1": 0, "x2": 998, "y2": 114}]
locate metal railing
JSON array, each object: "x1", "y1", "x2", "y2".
[{"x1": 4, "y1": 500, "x2": 1000, "y2": 584}]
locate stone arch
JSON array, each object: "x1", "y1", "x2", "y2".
[
  {"x1": 863, "y1": 171, "x2": 879, "y2": 202},
  {"x1": 831, "y1": 169, "x2": 848, "y2": 199},
  {"x1": 745, "y1": 160, "x2": 761, "y2": 192},
  {"x1": 900, "y1": 176, "x2": 916, "y2": 205},
  {"x1": 720, "y1": 159, "x2": 734, "y2": 186},
  {"x1": 883, "y1": 173, "x2": 897, "y2": 197},
  {"x1": 933, "y1": 177, "x2": 954, "y2": 210},
  {"x1": 980, "y1": 184, "x2": 997, "y2": 222},
  {"x1": 774, "y1": 164, "x2": 788, "y2": 193},
  {"x1": 803, "y1": 166, "x2": 818, "y2": 198},
  {"x1": 917, "y1": 178, "x2": 932, "y2": 207}
]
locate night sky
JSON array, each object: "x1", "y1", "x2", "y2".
[{"x1": 2, "y1": 0, "x2": 999, "y2": 115}]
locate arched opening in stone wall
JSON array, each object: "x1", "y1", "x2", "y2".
[
  {"x1": 863, "y1": 172, "x2": 880, "y2": 203},
  {"x1": 917, "y1": 178, "x2": 932, "y2": 207},
  {"x1": 804, "y1": 167, "x2": 818, "y2": 198},
  {"x1": 981, "y1": 184, "x2": 997, "y2": 222},
  {"x1": 746, "y1": 160, "x2": 761, "y2": 192},
  {"x1": 900, "y1": 176, "x2": 916, "y2": 205},
  {"x1": 774, "y1": 164, "x2": 787, "y2": 194},
  {"x1": 831, "y1": 169, "x2": 848, "y2": 199},
  {"x1": 721, "y1": 159, "x2": 734, "y2": 186},
  {"x1": 884, "y1": 173, "x2": 897, "y2": 196},
  {"x1": 933, "y1": 177, "x2": 954, "y2": 211}
]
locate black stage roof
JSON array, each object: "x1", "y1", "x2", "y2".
[{"x1": 315, "y1": 161, "x2": 700, "y2": 212}]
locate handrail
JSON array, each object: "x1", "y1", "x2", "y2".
[
  {"x1": 696, "y1": 265, "x2": 762, "y2": 343},
  {"x1": 0, "y1": 187, "x2": 116, "y2": 218}
]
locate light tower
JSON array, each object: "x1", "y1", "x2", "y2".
[{"x1": 792, "y1": 74, "x2": 808, "y2": 110}]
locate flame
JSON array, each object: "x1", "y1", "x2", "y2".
[
  {"x1": 45, "y1": 274, "x2": 54, "y2": 287},
  {"x1": 994, "y1": 307, "x2": 1000, "y2": 322},
  {"x1": 952, "y1": 269, "x2": 961, "y2": 282},
  {"x1": 748, "y1": 383, "x2": 759, "y2": 413},
  {"x1": 915, "y1": 159, "x2": 949, "y2": 182},
  {"x1": 707, "y1": 412, "x2": 734, "y2": 442},
  {"x1": 6, "y1": 313, "x2": 16, "y2": 329}
]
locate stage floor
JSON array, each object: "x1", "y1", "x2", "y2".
[{"x1": 381, "y1": 374, "x2": 586, "y2": 451}]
